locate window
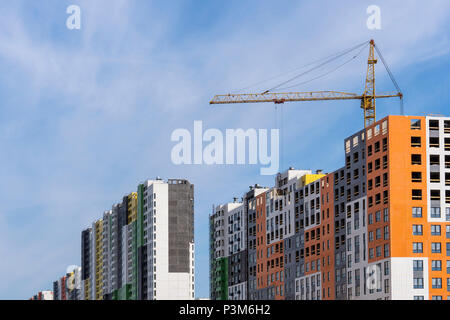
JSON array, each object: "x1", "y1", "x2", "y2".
[
  {"x1": 430, "y1": 172, "x2": 440, "y2": 183},
  {"x1": 414, "y1": 296, "x2": 424, "y2": 300},
  {"x1": 411, "y1": 136, "x2": 421, "y2": 147},
  {"x1": 411, "y1": 119, "x2": 421, "y2": 130},
  {"x1": 412, "y1": 189, "x2": 422, "y2": 200},
  {"x1": 384, "y1": 244, "x2": 389, "y2": 257},
  {"x1": 384, "y1": 226, "x2": 389, "y2": 240},
  {"x1": 375, "y1": 211, "x2": 381, "y2": 222},
  {"x1": 431, "y1": 190, "x2": 441, "y2": 201},
  {"x1": 431, "y1": 225, "x2": 441, "y2": 236},
  {"x1": 431, "y1": 207, "x2": 441, "y2": 218},
  {"x1": 445, "y1": 120, "x2": 450, "y2": 133},
  {"x1": 413, "y1": 277, "x2": 424, "y2": 289},
  {"x1": 375, "y1": 141, "x2": 380, "y2": 153},
  {"x1": 430, "y1": 155, "x2": 440, "y2": 166},
  {"x1": 376, "y1": 228, "x2": 382, "y2": 240},
  {"x1": 413, "y1": 242, "x2": 423, "y2": 253},
  {"x1": 432, "y1": 242, "x2": 441, "y2": 253},
  {"x1": 413, "y1": 260, "x2": 423, "y2": 271},
  {"x1": 383, "y1": 208, "x2": 389, "y2": 222},
  {"x1": 447, "y1": 243, "x2": 450, "y2": 256},
  {"x1": 411, "y1": 154, "x2": 422, "y2": 165},
  {"x1": 432, "y1": 296, "x2": 442, "y2": 300},
  {"x1": 375, "y1": 158, "x2": 381, "y2": 170},
  {"x1": 412, "y1": 172, "x2": 422, "y2": 183},
  {"x1": 430, "y1": 137, "x2": 440, "y2": 148},
  {"x1": 432, "y1": 260, "x2": 442, "y2": 271},
  {"x1": 382, "y1": 137, "x2": 388, "y2": 151},
  {"x1": 447, "y1": 225, "x2": 450, "y2": 239},
  {"x1": 384, "y1": 261, "x2": 390, "y2": 275},
  {"x1": 432, "y1": 278, "x2": 442, "y2": 289},
  {"x1": 382, "y1": 121, "x2": 388, "y2": 134},
  {"x1": 413, "y1": 225, "x2": 423, "y2": 236},
  {"x1": 374, "y1": 124, "x2": 380, "y2": 136},
  {"x1": 412, "y1": 207, "x2": 422, "y2": 218},
  {"x1": 429, "y1": 119, "x2": 439, "y2": 130}
]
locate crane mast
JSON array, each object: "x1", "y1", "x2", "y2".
[{"x1": 362, "y1": 39, "x2": 377, "y2": 127}]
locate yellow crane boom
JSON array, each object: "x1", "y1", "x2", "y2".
[
  {"x1": 210, "y1": 91, "x2": 401, "y2": 104},
  {"x1": 210, "y1": 40, "x2": 403, "y2": 128}
]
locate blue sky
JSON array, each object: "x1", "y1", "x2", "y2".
[{"x1": 0, "y1": 0, "x2": 450, "y2": 299}]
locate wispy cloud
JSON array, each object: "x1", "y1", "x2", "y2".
[{"x1": 0, "y1": 0, "x2": 449, "y2": 299}]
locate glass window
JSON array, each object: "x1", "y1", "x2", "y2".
[
  {"x1": 412, "y1": 207, "x2": 422, "y2": 218},
  {"x1": 431, "y1": 225, "x2": 441, "y2": 236},
  {"x1": 413, "y1": 278, "x2": 424, "y2": 289},
  {"x1": 383, "y1": 208, "x2": 389, "y2": 222},
  {"x1": 431, "y1": 207, "x2": 441, "y2": 218},
  {"x1": 413, "y1": 242, "x2": 423, "y2": 253},
  {"x1": 432, "y1": 242, "x2": 442, "y2": 253},
  {"x1": 384, "y1": 261, "x2": 390, "y2": 275},
  {"x1": 375, "y1": 211, "x2": 381, "y2": 222},
  {"x1": 413, "y1": 224, "x2": 423, "y2": 235},
  {"x1": 432, "y1": 260, "x2": 442, "y2": 271},
  {"x1": 413, "y1": 260, "x2": 423, "y2": 271},
  {"x1": 432, "y1": 278, "x2": 442, "y2": 289}
]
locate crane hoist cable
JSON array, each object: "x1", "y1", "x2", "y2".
[
  {"x1": 231, "y1": 40, "x2": 369, "y2": 94},
  {"x1": 276, "y1": 44, "x2": 368, "y2": 91},
  {"x1": 265, "y1": 40, "x2": 369, "y2": 93}
]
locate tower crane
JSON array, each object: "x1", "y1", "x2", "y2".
[{"x1": 210, "y1": 40, "x2": 403, "y2": 128}]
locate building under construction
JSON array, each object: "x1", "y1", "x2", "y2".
[{"x1": 210, "y1": 114, "x2": 450, "y2": 300}]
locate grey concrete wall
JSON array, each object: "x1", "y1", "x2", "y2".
[{"x1": 168, "y1": 180, "x2": 194, "y2": 273}]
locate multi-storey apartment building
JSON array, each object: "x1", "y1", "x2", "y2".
[
  {"x1": 53, "y1": 267, "x2": 82, "y2": 300},
  {"x1": 210, "y1": 115, "x2": 450, "y2": 300},
  {"x1": 30, "y1": 291, "x2": 53, "y2": 300},
  {"x1": 81, "y1": 178, "x2": 195, "y2": 300},
  {"x1": 210, "y1": 200, "x2": 245, "y2": 300}
]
